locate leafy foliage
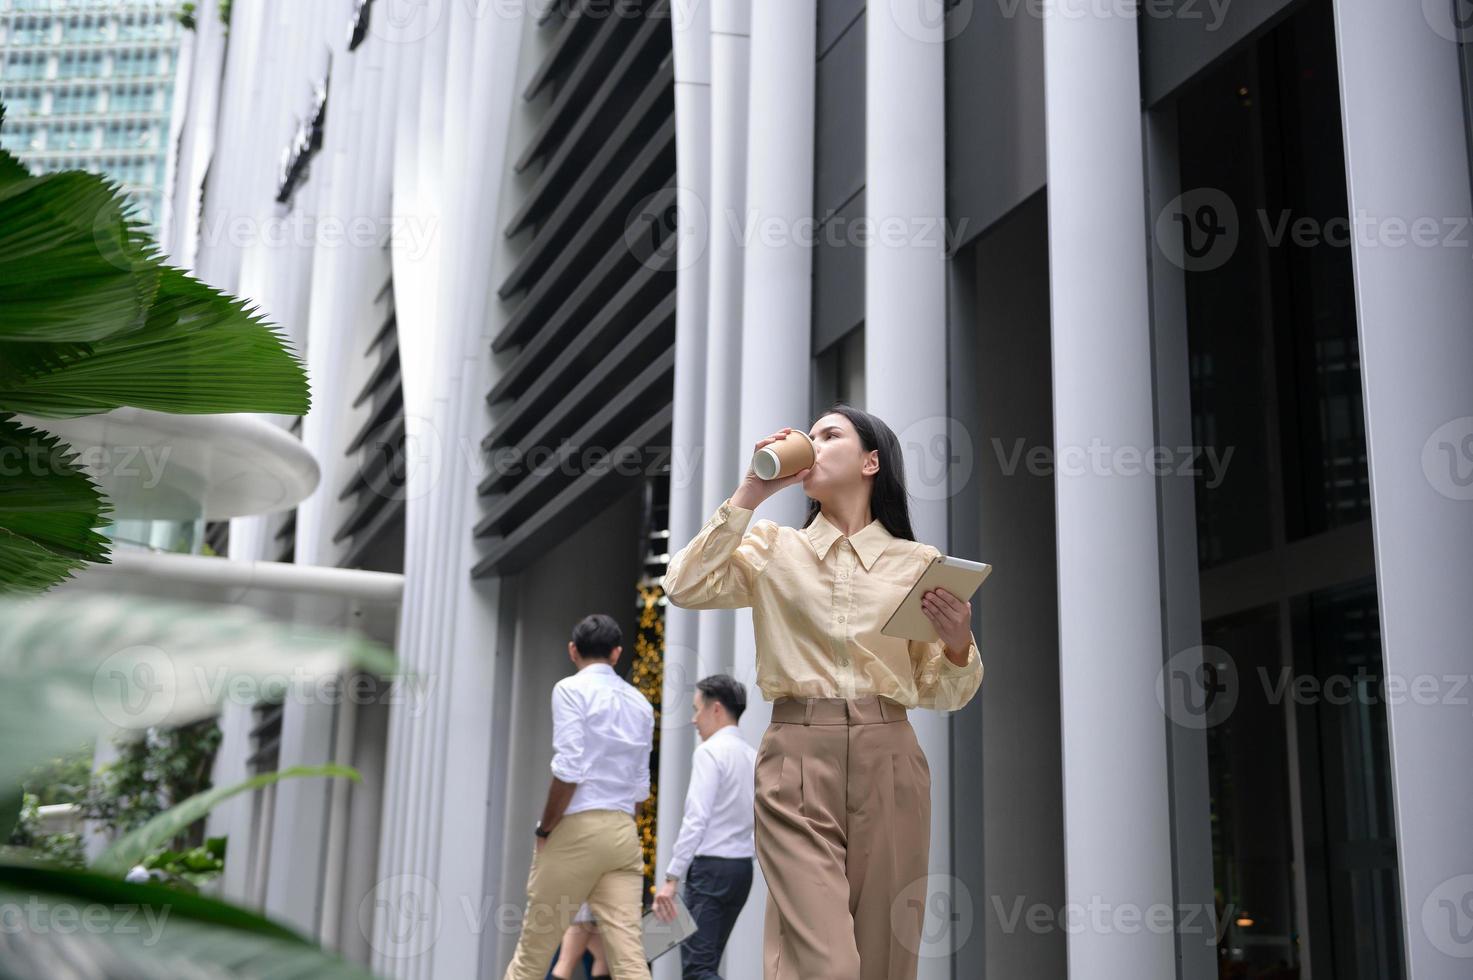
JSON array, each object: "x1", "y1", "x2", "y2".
[{"x1": 0, "y1": 100, "x2": 311, "y2": 595}]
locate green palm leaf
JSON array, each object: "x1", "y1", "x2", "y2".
[
  {"x1": 0, "y1": 414, "x2": 111, "y2": 595},
  {"x1": 0, "y1": 171, "x2": 160, "y2": 343},
  {"x1": 0, "y1": 863, "x2": 379, "y2": 979},
  {"x1": 95, "y1": 765, "x2": 361, "y2": 876},
  {"x1": 1, "y1": 265, "x2": 312, "y2": 417}
]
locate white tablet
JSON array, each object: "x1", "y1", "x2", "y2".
[
  {"x1": 641, "y1": 891, "x2": 699, "y2": 962},
  {"x1": 881, "y1": 554, "x2": 993, "y2": 642}
]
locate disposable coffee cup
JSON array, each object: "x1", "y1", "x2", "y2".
[{"x1": 752, "y1": 430, "x2": 815, "y2": 481}]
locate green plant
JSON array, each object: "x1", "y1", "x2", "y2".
[
  {"x1": 80, "y1": 721, "x2": 223, "y2": 843},
  {"x1": 6, "y1": 792, "x2": 86, "y2": 869},
  {"x1": 0, "y1": 100, "x2": 311, "y2": 594},
  {"x1": 98, "y1": 764, "x2": 360, "y2": 876},
  {"x1": 138, "y1": 835, "x2": 225, "y2": 891},
  {"x1": 0, "y1": 592, "x2": 396, "y2": 977},
  {"x1": 175, "y1": 1, "x2": 198, "y2": 30}
]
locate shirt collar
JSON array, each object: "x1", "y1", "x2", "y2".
[
  {"x1": 804, "y1": 508, "x2": 892, "y2": 571},
  {"x1": 580, "y1": 661, "x2": 617, "y2": 678}
]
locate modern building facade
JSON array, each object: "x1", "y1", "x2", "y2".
[
  {"x1": 149, "y1": 1, "x2": 1473, "y2": 978},
  {"x1": 0, "y1": 0, "x2": 187, "y2": 238}
]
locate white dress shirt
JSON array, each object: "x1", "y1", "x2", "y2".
[
  {"x1": 664, "y1": 724, "x2": 757, "y2": 880},
  {"x1": 550, "y1": 662, "x2": 655, "y2": 817}
]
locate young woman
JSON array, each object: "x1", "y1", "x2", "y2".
[{"x1": 661, "y1": 404, "x2": 985, "y2": 980}]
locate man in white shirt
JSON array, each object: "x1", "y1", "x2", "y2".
[
  {"x1": 652, "y1": 674, "x2": 756, "y2": 980},
  {"x1": 502, "y1": 614, "x2": 655, "y2": 980}
]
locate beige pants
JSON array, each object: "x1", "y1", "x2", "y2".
[
  {"x1": 756, "y1": 695, "x2": 932, "y2": 980},
  {"x1": 501, "y1": 808, "x2": 650, "y2": 980}
]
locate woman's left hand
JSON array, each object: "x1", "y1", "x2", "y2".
[{"x1": 921, "y1": 587, "x2": 972, "y2": 663}]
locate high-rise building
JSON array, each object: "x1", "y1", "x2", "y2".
[
  {"x1": 0, "y1": 0, "x2": 185, "y2": 238},
  {"x1": 61, "y1": 1, "x2": 1473, "y2": 978}
]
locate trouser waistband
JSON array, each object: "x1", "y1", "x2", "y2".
[{"x1": 769, "y1": 694, "x2": 909, "y2": 725}]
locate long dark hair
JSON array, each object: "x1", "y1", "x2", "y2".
[{"x1": 802, "y1": 403, "x2": 917, "y2": 542}]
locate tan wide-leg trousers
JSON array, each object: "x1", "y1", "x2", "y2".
[
  {"x1": 501, "y1": 808, "x2": 650, "y2": 980},
  {"x1": 755, "y1": 694, "x2": 932, "y2": 980}
]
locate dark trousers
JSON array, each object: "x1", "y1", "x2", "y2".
[{"x1": 680, "y1": 855, "x2": 753, "y2": 980}]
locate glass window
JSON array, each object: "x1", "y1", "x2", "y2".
[
  {"x1": 1166, "y1": 2, "x2": 1402, "y2": 979},
  {"x1": 51, "y1": 87, "x2": 100, "y2": 115}
]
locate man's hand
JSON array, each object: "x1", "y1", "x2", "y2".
[
  {"x1": 653, "y1": 878, "x2": 679, "y2": 922},
  {"x1": 534, "y1": 833, "x2": 548, "y2": 856}
]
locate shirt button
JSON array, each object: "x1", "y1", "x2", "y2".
[
  {"x1": 837, "y1": 615, "x2": 845, "y2": 623},
  {"x1": 838, "y1": 658, "x2": 849, "y2": 666}
]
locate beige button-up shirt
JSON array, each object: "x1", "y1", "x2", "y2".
[{"x1": 661, "y1": 496, "x2": 984, "y2": 713}]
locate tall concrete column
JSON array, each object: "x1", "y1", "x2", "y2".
[
  {"x1": 655, "y1": 6, "x2": 712, "y2": 980},
  {"x1": 1329, "y1": 3, "x2": 1473, "y2": 976},
  {"x1": 695, "y1": 0, "x2": 752, "y2": 686},
  {"x1": 724, "y1": 2, "x2": 817, "y2": 976},
  {"x1": 1041, "y1": 4, "x2": 1176, "y2": 979},
  {"x1": 368, "y1": 0, "x2": 527, "y2": 975},
  {"x1": 864, "y1": 4, "x2": 956, "y2": 976},
  {"x1": 265, "y1": 0, "x2": 382, "y2": 937}
]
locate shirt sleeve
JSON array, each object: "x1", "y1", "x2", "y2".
[
  {"x1": 660, "y1": 497, "x2": 780, "y2": 610},
  {"x1": 665, "y1": 743, "x2": 718, "y2": 881},
  {"x1": 549, "y1": 684, "x2": 587, "y2": 784},
  {"x1": 909, "y1": 631, "x2": 985, "y2": 714},
  {"x1": 634, "y1": 706, "x2": 653, "y2": 804}
]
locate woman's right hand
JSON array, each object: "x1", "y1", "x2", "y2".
[{"x1": 732, "y1": 428, "x2": 812, "y2": 509}]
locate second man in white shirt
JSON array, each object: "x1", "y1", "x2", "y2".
[{"x1": 652, "y1": 674, "x2": 757, "y2": 980}]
